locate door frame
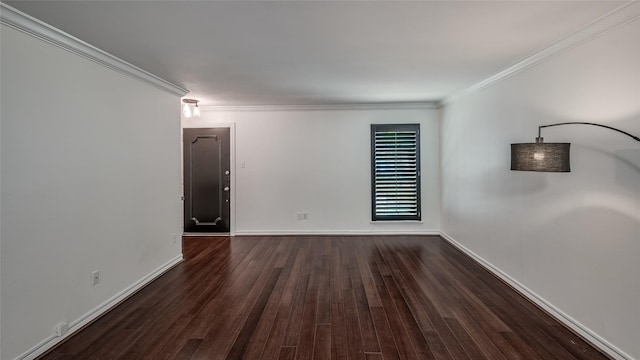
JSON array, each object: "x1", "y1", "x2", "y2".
[{"x1": 181, "y1": 122, "x2": 236, "y2": 236}]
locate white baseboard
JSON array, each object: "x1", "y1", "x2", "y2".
[
  {"x1": 17, "y1": 232, "x2": 630, "y2": 359},
  {"x1": 15, "y1": 255, "x2": 184, "y2": 360},
  {"x1": 234, "y1": 229, "x2": 441, "y2": 236},
  {"x1": 439, "y1": 231, "x2": 633, "y2": 360}
]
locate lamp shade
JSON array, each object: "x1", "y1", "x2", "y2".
[{"x1": 511, "y1": 143, "x2": 570, "y2": 172}]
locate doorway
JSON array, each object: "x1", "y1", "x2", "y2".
[{"x1": 183, "y1": 128, "x2": 231, "y2": 232}]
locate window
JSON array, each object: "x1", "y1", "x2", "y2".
[{"x1": 371, "y1": 124, "x2": 421, "y2": 221}]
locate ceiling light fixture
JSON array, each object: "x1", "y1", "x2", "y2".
[
  {"x1": 511, "y1": 122, "x2": 639, "y2": 172},
  {"x1": 182, "y1": 99, "x2": 200, "y2": 118}
]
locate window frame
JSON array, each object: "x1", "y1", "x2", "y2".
[{"x1": 370, "y1": 123, "x2": 421, "y2": 222}]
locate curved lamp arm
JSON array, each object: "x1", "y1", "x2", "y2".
[
  {"x1": 512, "y1": 122, "x2": 639, "y2": 172},
  {"x1": 537, "y1": 122, "x2": 640, "y2": 142}
]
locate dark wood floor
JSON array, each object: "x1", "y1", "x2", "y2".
[{"x1": 41, "y1": 235, "x2": 610, "y2": 360}]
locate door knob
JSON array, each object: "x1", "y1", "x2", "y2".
[{"x1": 224, "y1": 187, "x2": 230, "y2": 191}]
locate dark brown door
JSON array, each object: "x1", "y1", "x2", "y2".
[{"x1": 183, "y1": 128, "x2": 231, "y2": 232}]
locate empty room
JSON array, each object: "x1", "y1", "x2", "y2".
[{"x1": 1, "y1": 1, "x2": 639, "y2": 359}]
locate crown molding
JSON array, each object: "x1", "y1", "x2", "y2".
[
  {"x1": 441, "y1": 0, "x2": 639, "y2": 106},
  {"x1": 0, "y1": 2, "x2": 189, "y2": 97},
  {"x1": 200, "y1": 101, "x2": 439, "y2": 112}
]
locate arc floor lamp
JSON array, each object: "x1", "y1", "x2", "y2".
[{"x1": 511, "y1": 122, "x2": 640, "y2": 172}]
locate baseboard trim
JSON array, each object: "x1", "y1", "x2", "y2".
[
  {"x1": 15, "y1": 232, "x2": 631, "y2": 359},
  {"x1": 438, "y1": 231, "x2": 633, "y2": 360},
  {"x1": 234, "y1": 230, "x2": 441, "y2": 236},
  {"x1": 15, "y1": 255, "x2": 184, "y2": 360}
]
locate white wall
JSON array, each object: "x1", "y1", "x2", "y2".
[
  {"x1": 441, "y1": 16, "x2": 640, "y2": 360},
  {"x1": 183, "y1": 106, "x2": 441, "y2": 234},
  {"x1": 0, "y1": 25, "x2": 183, "y2": 359}
]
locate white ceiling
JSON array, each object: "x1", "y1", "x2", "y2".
[{"x1": 5, "y1": 1, "x2": 626, "y2": 106}]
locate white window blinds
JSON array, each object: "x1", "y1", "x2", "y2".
[{"x1": 371, "y1": 124, "x2": 421, "y2": 221}]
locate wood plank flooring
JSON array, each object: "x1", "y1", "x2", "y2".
[{"x1": 40, "y1": 235, "x2": 610, "y2": 359}]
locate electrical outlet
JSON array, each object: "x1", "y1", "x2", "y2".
[
  {"x1": 303, "y1": 212, "x2": 308, "y2": 220},
  {"x1": 92, "y1": 270, "x2": 100, "y2": 286}
]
